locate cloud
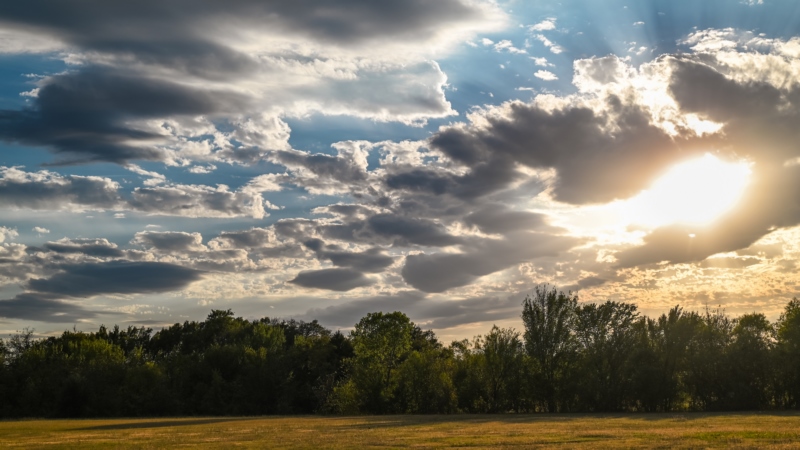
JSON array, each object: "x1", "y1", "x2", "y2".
[
  {"x1": 401, "y1": 231, "x2": 579, "y2": 292},
  {"x1": 304, "y1": 239, "x2": 394, "y2": 273},
  {"x1": 128, "y1": 183, "x2": 268, "y2": 218},
  {"x1": 428, "y1": 96, "x2": 683, "y2": 205},
  {"x1": 26, "y1": 261, "x2": 203, "y2": 297},
  {"x1": 0, "y1": 0, "x2": 506, "y2": 165},
  {"x1": 40, "y1": 238, "x2": 124, "y2": 258},
  {"x1": 208, "y1": 228, "x2": 274, "y2": 249},
  {"x1": 367, "y1": 214, "x2": 462, "y2": 247},
  {"x1": 494, "y1": 40, "x2": 527, "y2": 54},
  {"x1": 463, "y1": 205, "x2": 552, "y2": 234},
  {"x1": 534, "y1": 70, "x2": 558, "y2": 81},
  {"x1": 0, "y1": 292, "x2": 97, "y2": 322},
  {"x1": 533, "y1": 34, "x2": 563, "y2": 54},
  {"x1": 300, "y1": 289, "x2": 528, "y2": 330},
  {"x1": 131, "y1": 231, "x2": 205, "y2": 252},
  {"x1": 530, "y1": 57, "x2": 552, "y2": 67},
  {"x1": 32, "y1": 227, "x2": 50, "y2": 234},
  {"x1": 289, "y1": 268, "x2": 374, "y2": 291},
  {"x1": 0, "y1": 166, "x2": 270, "y2": 218},
  {"x1": 0, "y1": 67, "x2": 247, "y2": 165},
  {"x1": 0, "y1": 166, "x2": 121, "y2": 211},
  {"x1": 612, "y1": 36, "x2": 800, "y2": 266},
  {"x1": 0, "y1": 227, "x2": 18, "y2": 243},
  {"x1": 264, "y1": 144, "x2": 371, "y2": 195},
  {"x1": 530, "y1": 19, "x2": 556, "y2": 32},
  {"x1": 0, "y1": 260, "x2": 204, "y2": 322}
]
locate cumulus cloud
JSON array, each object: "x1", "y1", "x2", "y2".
[
  {"x1": 0, "y1": 166, "x2": 271, "y2": 218},
  {"x1": 0, "y1": 227, "x2": 18, "y2": 243},
  {"x1": 534, "y1": 70, "x2": 558, "y2": 81},
  {"x1": 530, "y1": 19, "x2": 556, "y2": 32},
  {"x1": 0, "y1": 166, "x2": 121, "y2": 211},
  {"x1": 612, "y1": 33, "x2": 800, "y2": 266},
  {"x1": 128, "y1": 183, "x2": 268, "y2": 218},
  {"x1": 131, "y1": 231, "x2": 205, "y2": 252},
  {"x1": 428, "y1": 99, "x2": 683, "y2": 205}
]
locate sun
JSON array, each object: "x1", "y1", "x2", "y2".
[{"x1": 622, "y1": 153, "x2": 752, "y2": 227}]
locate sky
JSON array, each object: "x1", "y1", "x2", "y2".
[{"x1": 1, "y1": 0, "x2": 800, "y2": 342}]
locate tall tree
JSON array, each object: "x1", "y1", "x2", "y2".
[
  {"x1": 521, "y1": 286, "x2": 579, "y2": 412},
  {"x1": 348, "y1": 311, "x2": 414, "y2": 413}
]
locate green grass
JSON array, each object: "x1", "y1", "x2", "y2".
[{"x1": 2, "y1": 412, "x2": 800, "y2": 448}]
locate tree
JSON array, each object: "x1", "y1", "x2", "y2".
[
  {"x1": 776, "y1": 298, "x2": 800, "y2": 408},
  {"x1": 480, "y1": 326, "x2": 524, "y2": 412},
  {"x1": 396, "y1": 347, "x2": 457, "y2": 413},
  {"x1": 574, "y1": 301, "x2": 640, "y2": 411},
  {"x1": 684, "y1": 307, "x2": 733, "y2": 410},
  {"x1": 725, "y1": 313, "x2": 774, "y2": 409},
  {"x1": 521, "y1": 286, "x2": 578, "y2": 412},
  {"x1": 348, "y1": 311, "x2": 414, "y2": 413}
]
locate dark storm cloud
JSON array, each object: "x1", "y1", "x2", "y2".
[
  {"x1": 0, "y1": 0, "x2": 480, "y2": 49},
  {"x1": 401, "y1": 232, "x2": 579, "y2": 293},
  {"x1": 0, "y1": 167, "x2": 121, "y2": 210},
  {"x1": 428, "y1": 97, "x2": 688, "y2": 205},
  {"x1": 0, "y1": 68, "x2": 246, "y2": 164},
  {"x1": 0, "y1": 0, "x2": 494, "y2": 164},
  {"x1": 26, "y1": 261, "x2": 203, "y2": 297},
  {"x1": 40, "y1": 238, "x2": 123, "y2": 258},
  {"x1": 0, "y1": 292, "x2": 97, "y2": 322},
  {"x1": 385, "y1": 158, "x2": 520, "y2": 200},
  {"x1": 367, "y1": 214, "x2": 462, "y2": 247},
  {"x1": 303, "y1": 239, "x2": 394, "y2": 273},
  {"x1": 315, "y1": 213, "x2": 463, "y2": 248},
  {"x1": 289, "y1": 268, "x2": 374, "y2": 291},
  {"x1": 326, "y1": 249, "x2": 394, "y2": 273},
  {"x1": 464, "y1": 204, "x2": 551, "y2": 234}
]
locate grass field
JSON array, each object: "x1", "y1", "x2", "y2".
[{"x1": 2, "y1": 413, "x2": 800, "y2": 448}]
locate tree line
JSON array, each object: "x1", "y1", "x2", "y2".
[{"x1": 2, "y1": 286, "x2": 800, "y2": 417}]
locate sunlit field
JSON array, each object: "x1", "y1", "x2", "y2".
[{"x1": 3, "y1": 413, "x2": 800, "y2": 448}]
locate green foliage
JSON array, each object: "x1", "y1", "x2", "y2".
[
  {"x1": 521, "y1": 285, "x2": 579, "y2": 412},
  {"x1": 348, "y1": 311, "x2": 414, "y2": 413},
  {"x1": 2, "y1": 291, "x2": 800, "y2": 418}
]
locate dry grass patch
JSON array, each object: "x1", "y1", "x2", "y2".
[{"x1": 2, "y1": 412, "x2": 800, "y2": 448}]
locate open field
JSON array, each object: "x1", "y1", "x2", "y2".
[{"x1": 2, "y1": 413, "x2": 800, "y2": 448}]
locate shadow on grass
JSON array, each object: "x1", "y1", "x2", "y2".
[
  {"x1": 75, "y1": 418, "x2": 251, "y2": 431},
  {"x1": 331, "y1": 411, "x2": 800, "y2": 430}
]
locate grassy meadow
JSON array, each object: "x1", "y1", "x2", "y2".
[{"x1": 2, "y1": 413, "x2": 800, "y2": 448}]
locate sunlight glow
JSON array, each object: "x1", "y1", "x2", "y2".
[{"x1": 623, "y1": 154, "x2": 752, "y2": 227}]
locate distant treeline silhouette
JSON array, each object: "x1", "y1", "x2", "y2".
[{"x1": 2, "y1": 286, "x2": 800, "y2": 417}]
